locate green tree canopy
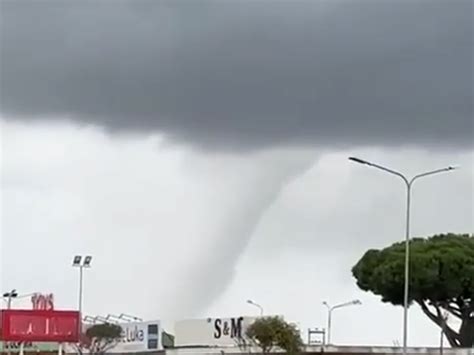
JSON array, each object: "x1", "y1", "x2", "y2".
[
  {"x1": 353, "y1": 233, "x2": 474, "y2": 347},
  {"x1": 84, "y1": 323, "x2": 123, "y2": 354},
  {"x1": 245, "y1": 316, "x2": 303, "y2": 354}
]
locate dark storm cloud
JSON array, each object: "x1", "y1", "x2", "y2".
[{"x1": 1, "y1": 0, "x2": 472, "y2": 150}]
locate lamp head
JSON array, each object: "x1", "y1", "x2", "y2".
[
  {"x1": 3, "y1": 289, "x2": 18, "y2": 298},
  {"x1": 83, "y1": 255, "x2": 93, "y2": 267},
  {"x1": 73, "y1": 255, "x2": 82, "y2": 266},
  {"x1": 348, "y1": 157, "x2": 370, "y2": 165}
]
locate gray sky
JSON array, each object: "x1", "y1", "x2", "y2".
[
  {"x1": 1, "y1": 0, "x2": 472, "y2": 150},
  {"x1": 1, "y1": 0, "x2": 473, "y2": 347}
]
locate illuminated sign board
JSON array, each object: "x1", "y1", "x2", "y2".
[{"x1": 0, "y1": 309, "x2": 80, "y2": 343}]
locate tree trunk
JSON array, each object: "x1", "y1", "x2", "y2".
[
  {"x1": 458, "y1": 318, "x2": 474, "y2": 347},
  {"x1": 417, "y1": 300, "x2": 474, "y2": 347}
]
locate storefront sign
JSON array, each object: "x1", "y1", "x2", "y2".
[
  {"x1": 31, "y1": 294, "x2": 54, "y2": 311},
  {"x1": 77, "y1": 321, "x2": 162, "y2": 353},
  {"x1": 175, "y1": 317, "x2": 257, "y2": 347},
  {"x1": 0, "y1": 309, "x2": 80, "y2": 342}
]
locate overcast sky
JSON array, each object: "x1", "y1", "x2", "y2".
[{"x1": 1, "y1": 0, "x2": 473, "y2": 347}]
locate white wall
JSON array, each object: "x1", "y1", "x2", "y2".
[{"x1": 174, "y1": 317, "x2": 256, "y2": 347}]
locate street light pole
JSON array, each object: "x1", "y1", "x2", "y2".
[
  {"x1": 247, "y1": 299, "x2": 264, "y2": 316},
  {"x1": 323, "y1": 303, "x2": 332, "y2": 345},
  {"x1": 323, "y1": 299, "x2": 361, "y2": 345},
  {"x1": 349, "y1": 157, "x2": 457, "y2": 355},
  {"x1": 1, "y1": 291, "x2": 40, "y2": 308},
  {"x1": 2, "y1": 289, "x2": 18, "y2": 310},
  {"x1": 2, "y1": 290, "x2": 18, "y2": 355},
  {"x1": 79, "y1": 265, "x2": 84, "y2": 316},
  {"x1": 72, "y1": 255, "x2": 92, "y2": 336}
]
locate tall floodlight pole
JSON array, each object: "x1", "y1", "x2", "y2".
[
  {"x1": 72, "y1": 255, "x2": 92, "y2": 334},
  {"x1": 323, "y1": 299, "x2": 361, "y2": 345},
  {"x1": 349, "y1": 157, "x2": 457, "y2": 355},
  {"x1": 247, "y1": 299, "x2": 264, "y2": 316}
]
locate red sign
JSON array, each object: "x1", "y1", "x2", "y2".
[{"x1": 0, "y1": 309, "x2": 80, "y2": 342}]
